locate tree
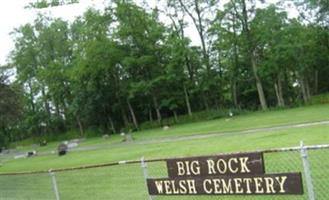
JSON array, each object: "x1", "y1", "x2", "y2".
[
  {"x1": 26, "y1": 0, "x2": 79, "y2": 9},
  {"x1": 69, "y1": 8, "x2": 119, "y2": 134},
  {"x1": 5, "y1": 0, "x2": 329, "y2": 142},
  {"x1": 0, "y1": 72, "x2": 22, "y2": 147},
  {"x1": 168, "y1": 0, "x2": 218, "y2": 75},
  {"x1": 210, "y1": 1, "x2": 244, "y2": 108},
  {"x1": 114, "y1": 1, "x2": 167, "y2": 125},
  {"x1": 239, "y1": 0, "x2": 268, "y2": 110},
  {"x1": 292, "y1": 0, "x2": 329, "y2": 26},
  {"x1": 251, "y1": 5, "x2": 288, "y2": 107}
]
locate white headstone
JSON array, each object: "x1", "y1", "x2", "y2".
[{"x1": 67, "y1": 142, "x2": 78, "y2": 149}]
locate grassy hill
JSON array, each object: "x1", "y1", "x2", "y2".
[
  {"x1": 1, "y1": 104, "x2": 329, "y2": 200},
  {"x1": 1, "y1": 104, "x2": 329, "y2": 173}
]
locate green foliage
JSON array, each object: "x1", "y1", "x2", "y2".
[
  {"x1": 26, "y1": 0, "x2": 79, "y2": 9},
  {"x1": 308, "y1": 93, "x2": 329, "y2": 105},
  {"x1": 5, "y1": 0, "x2": 329, "y2": 143},
  {"x1": 0, "y1": 73, "x2": 23, "y2": 147},
  {"x1": 139, "y1": 108, "x2": 246, "y2": 130}
]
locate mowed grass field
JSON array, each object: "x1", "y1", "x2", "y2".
[{"x1": 0, "y1": 104, "x2": 329, "y2": 200}]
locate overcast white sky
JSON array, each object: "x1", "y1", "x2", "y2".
[
  {"x1": 0, "y1": 0, "x2": 107, "y2": 65},
  {"x1": 0, "y1": 0, "x2": 298, "y2": 66}
]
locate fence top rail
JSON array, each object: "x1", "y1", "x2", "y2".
[
  {"x1": 0, "y1": 143, "x2": 328, "y2": 176},
  {"x1": 262, "y1": 143, "x2": 329, "y2": 153}
]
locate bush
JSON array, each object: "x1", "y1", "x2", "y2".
[
  {"x1": 308, "y1": 93, "x2": 329, "y2": 105},
  {"x1": 139, "y1": 109, "x2": 248, "y2": 130},
  {"x1": 10, "y1": 128, "x2": 103, "y2": 149}
]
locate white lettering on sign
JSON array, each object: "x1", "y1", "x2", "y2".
[
  {"x1": 154, "y1": 180, "x2": 197, "y2": 195},
  {"x1": 276, "y1": 176, "x2": 287, "y2": 193},
  {"x1": 177, "y1": 161, "x2": 201, "y2": 176},
  {"x1": 167, "y1": 153, "x2": 265, "y2": 178},
  {"x1": 205, "y1": 157, "x2": 251, "y2": 175},
  {"x1": 151, "y1": 175, "x2": 289, "y2": 195}
]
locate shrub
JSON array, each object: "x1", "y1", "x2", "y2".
[
  {"x1": 308, "y1": 93, "x2": 329, "y2": 105},
  {"x1": 139, "y1": 109, "x2": 248, "y2": 130}
]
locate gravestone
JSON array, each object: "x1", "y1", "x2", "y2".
[
  {"x1": 40, "y1": 140, "x2": 47, "y2": 147},
  {"x1": 27, "y1": 150, "x2": 37, "y2": 157},
  {"x1": 57, "y1": 143, "x2": 68, "y2": 156},
  {"x1": 67, "y1": 142, "x2": 78, "y2": 149},
  {"x1": 102, "y1": 134, "x2": 110, "y2": 139},
  {"x1": 121, "y1": 133, "x2": 134, "y2": 142}
]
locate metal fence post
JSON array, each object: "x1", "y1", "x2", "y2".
[
  {"x1": 300, "y1": 141, "x2": 316, "y2": 200},
  {"x1": 141, "y1": 157, "x2": 154, "y2": 200},
  {"x1": 49, "y1": 170, "x2": 60, "y2": 200}
]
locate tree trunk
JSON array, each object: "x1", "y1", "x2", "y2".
[
  {"x1": 27, "y1": 81, "x2": 35, "y2": 113},
  {"x1": 231, "y1": 79, "x2": 238, "y2": 108},
  {"x1": 314, "y1": 70, "x2": 318, "y2": 95},
  {"x1": 55, "y1": 101, "x2": 61, "y2": 119},
  {"x1": 194, "y1": 0, "x2": 210, "y2": 75},
  {"x1": 173, "y1": 110, "x2": 178, "y2": 123},
  {"x1": 300, "y1": 75, "x2": 309, "y2": 103},
  {"x1": 183, "y1": 85, "x2": 192, "y2": 116},
  {"x1": 240, "y1": 0, "x2": 267, "y2": 110},
  {"x1": 41, "y1": 86, "x2": 51, "y2": 118},
  {"x1": 149, "y1": 107, "x2": 153, "y2": 122},
  {"x1": 61, "y1": 99, "x2": 68, "y2": 124},
  {"x1": 41, "y1": 86, "x2": 51, "y2": 133},
  {"x1": 251, "y1": 56, "x2": 268, "y2": 110},
  {"x1": 108, "y1": 117, "x2": 116, "y2": 134},
  {"x1": 277, "y1": 76, "x2": 285, "y2": 107},
  {"x1": 231, "y1": 12, "x2": 239, "y2": 109},
  {"x1": 202, "y1": 91, "x2": 209, "y2": 111},
  {"x1": 305, "y1": 78, "x2": 311, "y2": 100},
  {"x1": 181, "y1": 26, "x2": 195, "y2": 83},
  {"x1": 152, "y1": 95, "x2": 162, "y2": 125},
  {"x1": 177, "y1": 0, "x2": 210, "y2": 75},
  {"x1": 121, "y1": 106, "x2": 129, "y2": 128},
  {"x1": 274, "y1": 83, "x2": 283, "y2": 107},
  {"x1": 127, "y1": 99, "x2": 138, "y2": 130},
  {"x1": 274, "y1": 74, "x2": 285, "y2": 107},
  {"x1": 76, "y1": 115, "x2": 84, "y2": 137},
  {"x1": 170, "y1": 14, "x2": 195, "y2": 84}
]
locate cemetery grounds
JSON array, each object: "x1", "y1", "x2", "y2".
[{"x1": 0, "y1": 104, "x2": 329, "y2": 199}]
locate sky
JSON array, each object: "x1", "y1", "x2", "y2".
[
  {"x1": 0, "y1": 0, "x2": 298, "y2": 66},
  {"x1": 0, "y1": 0, "x2": 107, "y2": 65}
]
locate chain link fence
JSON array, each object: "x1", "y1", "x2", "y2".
[{"x1": 0, "y1": 143, "x2": 328, "y2": 200}]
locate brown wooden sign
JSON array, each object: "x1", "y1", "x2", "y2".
[
  {"x1": 166, "y1": 152, "x2": 264, "y2": 177},
  {"x1": 147, "y1": 173, "x2": 303, "y2": 195}
]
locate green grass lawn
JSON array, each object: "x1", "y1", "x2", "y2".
[
  {"x1": 1, "y1": 123, "x2": 328, "y2": 173},
  {"x1": 135, "y1": 104, "x2": 329, "y2": 140},
  {"x1": 12, "y1": 104, "x2": 329, "y2": 153},
  {"x1": 2, "y1": 104, "x2": 329, "y2": 172},
  {"x1": 0, "y1": 104, "x2": 329, "y2": 199}
]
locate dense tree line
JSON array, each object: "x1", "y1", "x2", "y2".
[
  {"x1": 0, "y1": 71, "x2": 22, "y2": 147},
  {"x1": 1, "y1": 0, "x2": 328, "y2": 144}
]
